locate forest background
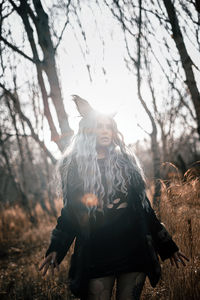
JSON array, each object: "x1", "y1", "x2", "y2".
[{"x1": 0, "y1": 0, "x2": 200, "y2": 299}]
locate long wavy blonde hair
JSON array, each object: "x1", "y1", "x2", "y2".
[{"x1": 58, "y1": 112, "x2": 146, "y2": 212}]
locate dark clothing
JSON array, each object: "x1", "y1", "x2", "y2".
[
  {"x1": 89, "y1": 158, "x2": 148, "y2": 278},
  {"x1": 45, "y1": 158, "x2": 179, "y2": 298},
  {"x1": 89, "y1": 206, "x2": 147, "y2": 278}
]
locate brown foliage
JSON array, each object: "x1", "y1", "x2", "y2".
[{"x1": 0, "y1": 177, "x2": 199, "y2": 299}]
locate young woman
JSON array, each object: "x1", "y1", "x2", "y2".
[{"x1": 39, "y1": 96, "x2": 188, "y2": 300}]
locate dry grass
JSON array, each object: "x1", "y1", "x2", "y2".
[{"x1": 0, "y1": 177, "x2": 200, "y2": 300}]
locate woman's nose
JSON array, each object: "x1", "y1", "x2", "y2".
[{"x1": 101, "y1": 126, "x2": 109, "y2": 134}]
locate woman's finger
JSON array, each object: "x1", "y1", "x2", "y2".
[
  {"x1": 173, "y1": 255, "x2": 179, "y2": 269},
  {"x1": 39, "y1": 252, "x2": 58, "y2": 276},
  {"x1": 51, "y1": 261, "x2": 54, "y2": 276},
  {"x1": 42, "y1": 262, "x2": 50, "y2": 276},
  {"x1": 178, "y1": 252, "x2": 189, "y2": 261},
  {"x1": 55, "y1": 259, "x2": 59, "y2": 272},
  {"x1": 39, "y1": 257, "x2": 50, "y2": 271},
  {"x1": 178, "y1": 255, "x2": 186, "y2": 266},
  {"x1": 170, "y1": 257, "x2": 174, "y2": 266}
]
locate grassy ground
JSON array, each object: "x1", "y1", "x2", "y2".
[{"x1": 0, "y1": 177, "x2": 199, "y2": 300}]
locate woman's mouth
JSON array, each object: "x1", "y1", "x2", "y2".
[{"x1": 101, "y1": 137, "x2": 109, "y2": 141}]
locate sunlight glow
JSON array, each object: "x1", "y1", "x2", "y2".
[
  {"x1": 42, "y1": 2, "x2": 155, "y2": 156},
  {"x1": 81, "y1": 193, "x2": 98, "y2": 207}
]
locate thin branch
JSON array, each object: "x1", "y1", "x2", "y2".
[
  {"x1": 0, "y1": 35, "x2": 37, "y2": 63},
  {"x1": 0, "y1": 84, "x2": 57, "y2": 164},
  {"x1": 8, "y1": 0, "x2": 20, "y2": 12},
  {"x1": 2, "y1": 132, "x2": 31, "y2": 143},
  {"x1": 54, "y1": 17, "x2": 69, "y2": 53},
  {"x1": 137, "y1": 0, "x2": 156, "y2": 132},
  {"x1": 1, "y1": 6, "x2": 15, "y2": 21},
  {"x1": 104, "y1": 0, "x2": 137, "y2": 39},
  {"x1": 54, "y1": 0, "x2": 71, "y2": 52},
  {"x1": 69, "y1": 20, "x2": 93, "y2": 82},
  {"x1": 137, "y1": 122, "x2": 151, "y2": 136},
  {"x1": 144, "y1": 34, "x2": 196, "y2": 121}
]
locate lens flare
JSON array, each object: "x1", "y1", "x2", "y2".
[{"x1": 81, "y1": 193, "x2": 98, "y2": 207}]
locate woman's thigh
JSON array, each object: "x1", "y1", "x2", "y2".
[
  {"x1": 116, "y1": 272, "x2": 146, "y2": 300},
  {"x1": 87, "y1": 275, "x2": 115, "y2": 300}
]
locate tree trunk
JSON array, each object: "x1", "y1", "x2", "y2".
[
  {"x1": 137, "y1": 0, "x2": 161, "y2": 212},
  {"x1": 0, "y1": 128, "x2": 36, "y2": 223},
  {"x1": 6, "y1": 96, "x2": 27, "y2": 194},
  {"x1": 32, "y1": 0, "x2": 73, "y2": 149},
  {"x1": 163, "y1": 0, "x2": 200, "y2": 139},
  {"x1": 9, "y1": 0, "x2": 73, "y2": 151}
]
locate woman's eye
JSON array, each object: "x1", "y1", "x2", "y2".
[{"x1": 96, "y1": 122, "x2": 112, "y2": 130}]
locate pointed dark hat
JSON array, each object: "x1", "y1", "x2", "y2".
[
  {"x1": 72, "y1": 94, "x2": 117, "y2": 118},
  {"x1": 72, "y1": 95, "x2": 95, "y2": 117}
]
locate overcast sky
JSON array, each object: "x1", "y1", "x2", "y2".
[{"x1": 4, "y1": 1, "x2": 200, "y2": 157}]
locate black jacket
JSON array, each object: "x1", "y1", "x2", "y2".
[{"x1": 45, "y1": 161, "x2": 179, "y2": 298}]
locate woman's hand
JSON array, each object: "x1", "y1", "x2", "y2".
[
  {"x1": 169, "y1": 251, "x2": 189, "y2": 268},
  {"x1": 39, "y1": 251, "x2": 59, "y2": 276}
]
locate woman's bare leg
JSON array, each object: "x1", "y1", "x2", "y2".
[
  {"x1": 116, "y1": 272, "x2": 146, "y2": 300},
  {"x1": 87, "y1": 275, "x2": 115, "y2": 300}
]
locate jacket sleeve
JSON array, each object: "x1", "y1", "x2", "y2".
[
  {"x1": 45, "y1": 159, "x2": 80, "y2": 264},
  {"x1": 45, "y1": 205, "x2": 77, "y2": 264},
  {"x1": 143, "y1": 195, "x2": 179, "y2": 261}
]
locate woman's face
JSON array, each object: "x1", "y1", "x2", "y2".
[{"x1": 95, "y1": 116, "x2": 113, "y2": 148}]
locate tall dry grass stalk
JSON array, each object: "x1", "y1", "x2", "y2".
[
  {"x1": 0, "y1": 172, "x2": 199, "y2": 299},
  {"x1": 147, "y1": 167, "x2": 200, "y2": 300}
]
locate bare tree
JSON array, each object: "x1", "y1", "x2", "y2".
[
  {"x1": 0, "y1": 84, "x2": 57, "y2": 164},
  {"x1": 102, "y1": 0, "x2": 163, "y2": 209},
  {"x1": 1, "y1": 0, "x2": 199, "y2": 217},
  {"x1": 0, "y1": 0, "x2": 73, "y2": 151},
  {"x1": 163, "y1": 0, "x2": 200, "y2": 138},
  {"x1": 101, "y1": 0, "x2": 200, "y2": 197},
  {"x1": 137, "y1": 0, "x2": 162, "y2": 210}
]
